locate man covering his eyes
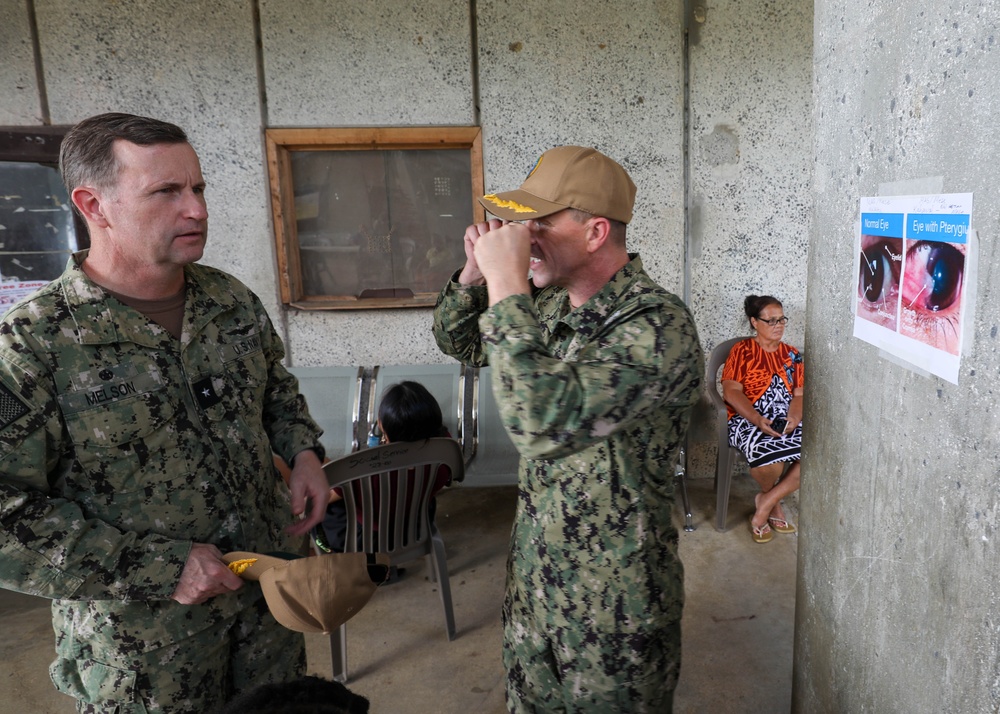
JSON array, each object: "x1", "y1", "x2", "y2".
[{"x1": 433, "y1": 145, "x2": 703, "y2": 712}]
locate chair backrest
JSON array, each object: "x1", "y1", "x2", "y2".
[
  {"x1": 461, "y1": 366, "x2": 520, "y2": 487},
  {"x1": 323, "y1": 438, "x2": 465, "y2": 564},
  {"x1": 288, "y1": 365, "x2": 365, "y2": 457},
  {"x1": 367, "y1": 364, "x2": 463, "y2": 443},
  {"x1": 707, "y1": 337, "x2": 748, "y2": 412}
]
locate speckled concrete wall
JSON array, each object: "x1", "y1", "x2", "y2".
[
  {"x1": 258, "y1": 0, "x2": 475, "y2": 366},
  {"x1": 475, "y1": 0, "x2": 686, "y2": 296},
  {"x1": 797, "y1": 2, "x2": 1000, "y2": 710},
  {"x1": 33, "y1": 0, "x2": 282, "y2": 322},
  {"x1": 1, "y1": 0, "x2": 815, "y2": 472},
  {"x1": 0, "y1": 1, "x2": 42, "y2": 124},
  {"x1": 684, "y1": 0, "x2": 813, "y2": 480},
  {"x1": 260, "y1": 0, "x2": 473, "y2": 127},
  {"x1": 688, "y1": 0, "x2": 813, "y2": 353}
]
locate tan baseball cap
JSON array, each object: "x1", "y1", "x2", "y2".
[
  {"x1": 223, "y1": 551, "x2": 391, "y2": 634},
  {"x1": 479, "y1": 145, "x2": 636, "y2": 224}
]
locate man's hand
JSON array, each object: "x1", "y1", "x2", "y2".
[
  {"x1": 285, "y1": 448, "x2": 329, "y2": 537},
  {"x1": 473, "y1": 222, "x2": 532, "y2": 306},
  {"x1": 457, "y1": 219, "x2": 505, "y2": 286},
  {"x1": 170, "y1": 543, "x2": 244, "y2": 605}
]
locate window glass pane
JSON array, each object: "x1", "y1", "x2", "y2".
[
  {"x1": 0, "y1": 161, "x2": 78, "y2": 285},
  {"x1": 291, "y1": 149, "x2": 471, "y2": 298}
]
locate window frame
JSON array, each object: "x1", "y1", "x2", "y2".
[
  {"x1": 0, "y1": 125, "x2": 90, "y2": 246},
  {"x1": 264, "y1": 126, "x2": 485, "y2": 310}
]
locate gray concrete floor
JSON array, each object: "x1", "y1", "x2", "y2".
[{"x1": 0, "y1": 475, "x2": 796, "y2": 713}]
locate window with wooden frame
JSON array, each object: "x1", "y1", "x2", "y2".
[
  {"x1": 0, "y1": 126, "x2": 90, "y2": 305},
  {"x1": 266, "y1": 127, "x2": 484, "y2": 310}
]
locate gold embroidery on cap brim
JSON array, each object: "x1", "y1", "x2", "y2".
[{"x1": 483, "y1": 194, "x2": 536, "y2": 213}]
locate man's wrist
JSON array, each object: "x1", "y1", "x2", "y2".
[
  {"x1": 290, "y1": 446, "x2": 324, "y2": 467},
  {"x1": 457, "y1": 265, "x2": 486, "y2": 286},
  {"x1": 485, "y1": 274, "x2": 530, "y2": 307}
]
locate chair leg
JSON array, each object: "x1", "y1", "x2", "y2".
[
  {"x1": 674, "y1": 446, "x2": 695, "y2": 532},
  {"x1": 715, "y1": 448, "x2": 735, "y2": 532},
  {"x1": 331, "y1": 623, "x2": 347, "y2": 683},
  {"x1": 716, "y1": 417, "x2": 732, "y2": 531},
  {"x1": 430, "y1": 528, "x2": 456, "y2": 640}
]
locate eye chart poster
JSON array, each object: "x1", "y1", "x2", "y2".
[{"x1": 854, "y1": 193, "x2": 973, "y2": 384}]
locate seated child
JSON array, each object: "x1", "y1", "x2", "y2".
[{"x1": 317, "y1": 380, "x2": 453, "y2": 555}]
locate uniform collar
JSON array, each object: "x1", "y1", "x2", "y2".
[
  {"x1": 557, "y1": 254, "x2": 644, "y2": 334},
  {"x1": 59, "y1": 251, "x2": 232, "y2": 347}
]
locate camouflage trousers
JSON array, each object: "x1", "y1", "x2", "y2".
[
  {"x1": 502, "y1": 589, "x2": 681, "y2": 713},
  {"x1": 50, "y1": 588, "x2": 305, "y2": 714}
]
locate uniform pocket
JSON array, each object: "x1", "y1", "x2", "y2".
[
  {"x1": 61, "y1": 389, "x2": 177, "y2": 497},
  {"x1": 50, "y1": 657, "x2": 148, "y2": 713}
]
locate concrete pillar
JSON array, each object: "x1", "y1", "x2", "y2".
[{"x1": 797, "y1": 2, "x2": 1000, "y2": 710}]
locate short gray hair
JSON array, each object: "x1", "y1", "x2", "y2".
[{"x1": 59, "y1": 113, "x2": 188, "y2": 197}]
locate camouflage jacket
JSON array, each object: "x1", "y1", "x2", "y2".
[
  {"x1": 0, "y1": 255, "x2": 324, "y2": 652},
  {"x1": 433, "y1": 255, "x2": 703, "y2": 630}
]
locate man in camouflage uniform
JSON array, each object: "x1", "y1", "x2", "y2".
[
  {"x1": 0, "y1": 113, "x2": 330, "y2": 713},
  {"x1": 433, "y1": 146, "x2": 703, "y2": 712}
]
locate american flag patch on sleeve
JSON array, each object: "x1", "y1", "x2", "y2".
[{"x1": 0, "y1": 382, "x2": 30, "y2": 430}]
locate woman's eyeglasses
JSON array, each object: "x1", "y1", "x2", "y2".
[{"x1": 756, "y1": 316, "x2": 789, "y2": 326}]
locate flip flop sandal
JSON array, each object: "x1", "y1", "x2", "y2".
[
  {"x1": 750, "y1": 518, "x2": 773, "y2": 543},
  {"x1": 768, "y1": 517, "x2": 797, "y2": 534}
]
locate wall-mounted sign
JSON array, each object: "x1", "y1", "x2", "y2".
[
  {"x1": 854, "y1": 193, "x2": 973, "y2": 384},
  {"x1": 0, "y1": 279, "x2": 48, "y2": 308}
]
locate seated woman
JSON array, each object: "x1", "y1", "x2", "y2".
[
  {"x1": 722, "y1": 295, "x2": 803, "y2": 543},
  {"x1": 317, "y1": 380, "x2": 453, "y2": 556}
]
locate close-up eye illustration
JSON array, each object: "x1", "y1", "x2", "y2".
[
  {"x1": 856, "y1": 235, "x2": 902, "y2": 330},
  {"x1": 899, "y1": 240, "x2": 965, "y2": 355}
]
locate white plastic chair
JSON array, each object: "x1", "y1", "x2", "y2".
[{"x1": 707, "y1": 337, "x2": 749, "y2": 531}]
